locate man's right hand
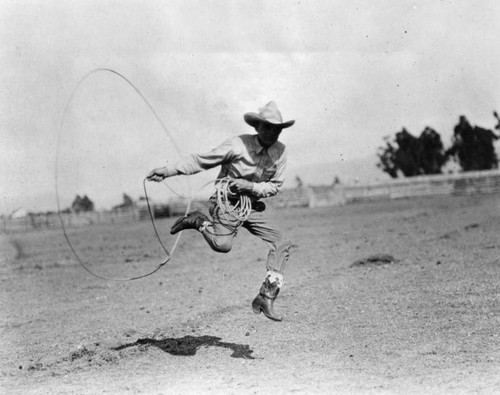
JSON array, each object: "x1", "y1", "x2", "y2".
[{"x1": 146, "y1": 167, "x2": 169, "y2": 182}]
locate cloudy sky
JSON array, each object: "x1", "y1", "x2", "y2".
[{"x1": 1, "y1": 0, "x2": 499, "y2": 213}]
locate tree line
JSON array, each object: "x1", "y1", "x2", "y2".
[
  {"x1": 377, "y1": 112, "x2": 500, "y2": 178},
  {"x1": 65, "y1": 193, "x2": 134, "y2": 213}
]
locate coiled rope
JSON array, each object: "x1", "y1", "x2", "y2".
[
  {"x1": 162, "y1": 177, "x2": 253, "y2": 235},
  {"x1": 55, "y1": 68, "x2": 190, "y2": 281},
  {"x1": 214, "y1": 178, "x2": 252, "y2": 223}
]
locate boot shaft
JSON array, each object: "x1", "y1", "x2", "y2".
[{"x1": 259, "y1": 277, "x2": 280, "y2": 300}]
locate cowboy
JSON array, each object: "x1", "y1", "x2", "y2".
[{"x1": 147, "y1": 101, "x2": 294, "y2": 321}]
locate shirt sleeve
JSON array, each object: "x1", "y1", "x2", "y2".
[
  {"x1": 251, "y1": 147, "x2": 287, "y2": 198},
  {"x1": 164, "y1": 138, "x2": 238, "y2": 176}
]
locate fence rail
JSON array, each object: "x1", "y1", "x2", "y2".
[
  {"x1": 342, "y1": 169, "x2": 500, "y2": 203},
  {"x1": 268, "y1": 169, "x2": 500, "y2": 208},
  {"x1": 1, "y1": 200, "x2": 211, "y2": 234},
  {"x1": 2, "y1": 169, "x2": 499, "y2": 233},
  {"x1": 1, "y1": 207, "x2": 147, "y2": 234}
]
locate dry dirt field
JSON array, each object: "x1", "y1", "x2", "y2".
[{"x1": 1, "y1": 193, "x2": 500, "y2": 394}]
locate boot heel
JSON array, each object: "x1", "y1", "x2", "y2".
[
  {"x1": 252, "y1": 295, "x2": 262, "y2": 314},
  {"x1": 251, "y1": 288, "x2": 282, "y2": 321}
]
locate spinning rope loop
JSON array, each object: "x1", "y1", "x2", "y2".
[
  {"x1": 56, "y1": 69, "x2": 255, "y2": 281},
  {"x1": 55, "y1": 68, "x2": 191, "y2": 281}
]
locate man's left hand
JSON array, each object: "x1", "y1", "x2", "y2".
[{"x1": 228, "y1": 178, "x2": 254, "y2": 194}]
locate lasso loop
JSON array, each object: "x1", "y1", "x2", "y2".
[
  {"x1": 57, "y1": 68, "x2": 256, "y2": 281},
  {"x1": 55, "y1": 68, "x2": 191, "y2": 281}
]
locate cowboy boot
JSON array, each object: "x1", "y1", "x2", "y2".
[
  {"x1": 170, "y1": 210, "x2": 209, "y2": 235},
  {"x1": 252, "y1": 271, "x2": 284, "y2": 322}
]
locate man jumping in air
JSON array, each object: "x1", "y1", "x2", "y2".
[{"x1": 147, "y1": 101, "x2": 294, "y2": 321}]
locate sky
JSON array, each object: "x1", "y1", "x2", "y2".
[{"x1": 1, "y1": 0, "x2": 499, "y2": 214}]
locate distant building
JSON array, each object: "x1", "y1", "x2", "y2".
[{"x1": 9, "y1": 208, "x2": 28, "y2": 219}]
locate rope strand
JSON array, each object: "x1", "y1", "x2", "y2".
[
  {"x1": 55, "y1": 68, "x2": 190, "y2": 281},
  {"x1": 56, "y1": 69, "x2": 255, "y2": 281},
  {"x1": 215, "y1": 178, "x2": 252, "y2": 223}
]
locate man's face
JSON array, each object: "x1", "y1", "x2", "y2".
[{"x1": 256, "y1": 122, "x2": 283, "y2": 148}]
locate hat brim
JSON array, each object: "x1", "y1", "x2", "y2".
[{"x1": 244, "y1": 113, "x2": 295, "y2": 129}]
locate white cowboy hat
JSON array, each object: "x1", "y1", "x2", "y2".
[{"x1": 244, "y1": 101, "x2": 295, "y2": 129}]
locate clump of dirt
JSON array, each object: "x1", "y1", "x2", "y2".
[
  {"x1": 464, "y1": 223, "x2": 480, "y2": 231},
  {"x1": 350, "y1": 253, "x2": 398, "y2": 267},
  {"x1": 27, "y1": 344, "x2": 120, "y2": 373},
  {"x1": 439, "y1": 231, "x2": 460, "y2": 240},
  {"x1": 27, "y1": 362, "x2": 45, "y2": 372},
  {"x1": 438, "y1": 223, "x2": 481, "y2": 240},
  {"x1": 68, "y1": 345, "x2": 96, "y2": 362}
]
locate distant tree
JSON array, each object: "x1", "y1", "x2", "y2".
[
  {"x1": 393, "y1": 128, "x2": 421, "y2": 177},
  {"x1": 122, "y1": 193, "x2": 134, "y2": 207},
  {"x1": 377, "y1": 127, "x2": 447, "y2": 178},
  {"x1": 71, "y1": 195, "x2": 82, "y2": 212},
  {"x1": 376, "y1": 136, "x2": 398, "y2": 178},
  {"x1": 494, "y1": 111, "x2": 500, "y2": 131},
  {"x1": 71, "y1": 194, "x2": 95, "y2": 213},
  {"x1": 113, "y1": 193, "x2": 135, "y2": 211},
  {"x1": 295, "y1": 175, "x2": 304, "y2": 188},
  {"x1": 418, "y1": 127, "x2": 448, "y2": 174},
  {"x1": 446, "y1": 115, "x2": 499, "y2": 171}
]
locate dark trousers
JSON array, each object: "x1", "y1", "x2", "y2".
[{"x1": 201, "y1": 200, "x2": 291, "y2": 274}]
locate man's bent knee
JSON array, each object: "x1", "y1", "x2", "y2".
[{"x1": 210, "y1": 237, "x2": 233, "y2": 253}]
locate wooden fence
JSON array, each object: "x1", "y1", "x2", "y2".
[
  {"x1": 1, "y1": 208, "x2": 146, "y2": 234},
  {"x1": 2, "y1": 169, "x2": 499, "y2": 233},
  {"x1": 0, "y1": 200, "x2": 210, "y2": 234},
  {"x1": 342, "y1": 169, "x2": 500, "y2": 204},
  {"x1": 268, "y1": 169, "x2": 500, "y2": 208}
]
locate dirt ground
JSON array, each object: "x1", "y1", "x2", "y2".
[{"x1": 1, "y1": 193, "x2": 500, "y2": 394}]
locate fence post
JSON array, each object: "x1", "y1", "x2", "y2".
[{"x1": 307, "y1": 186, "x2": 316, "y2": 208}]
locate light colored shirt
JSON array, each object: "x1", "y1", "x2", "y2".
[{"x1": 164, "y1": 134, "x2": 287, "y2": 198}]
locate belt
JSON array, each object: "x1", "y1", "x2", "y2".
[{"x1": 226, "y1": 197, "x2": 266, "y2": 212}]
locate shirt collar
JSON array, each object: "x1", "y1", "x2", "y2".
[{"x1": 252, "y1": 134, "x2": 276, "y2": 155}]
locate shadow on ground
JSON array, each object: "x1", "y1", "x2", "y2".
[{"x1": 113, "y1": 335, "x2": 255, "y2": 359}]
